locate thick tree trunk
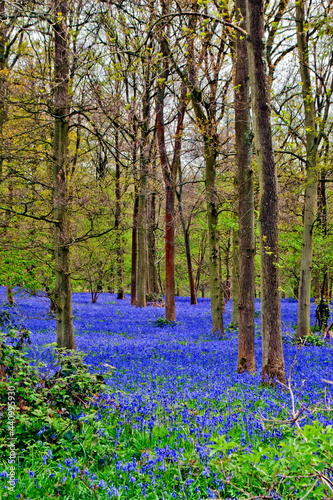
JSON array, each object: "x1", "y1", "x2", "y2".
[
  {"x1": 295, "y1": 0, "x2": 318, "y2": 338},
  {"x1": 115, "y1": 131, "x2": 125, "y2": 300},
  {"x1": 247, "y1": 0, "x2": 285, "y2": 383},
  {"x1": 53, "y1": 0, "x2": 75, "y2": 350},
  {"x1": 234, "y1": 0, "x2": 255, "y2": 372}
]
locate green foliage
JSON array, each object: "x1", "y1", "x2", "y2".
[
  {"x1": 294, "y1": 332, "x2": 328, "y2": 347},
  {"x1": 0, "y1": 329, "x2": 114, "y2": 457},
  {"x1": 209, "y1": 422, "x2": 333, "y2": 499},
  {"x1": 154, "y1": 316, "x2": 177, "y2": 328},
  {"x1": 146, "y1": 292, "x2": 164, "y2": 304}
]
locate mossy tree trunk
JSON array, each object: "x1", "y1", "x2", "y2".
[
  {"x1": 53, "y1": 0, "x2": 75, "y2": 350},
  {"x1": 295, "y1": 0, "x2": 318, "y2": 338}
]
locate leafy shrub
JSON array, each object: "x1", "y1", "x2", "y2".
[
  {"x1": 0, "y1": 329, "x2": 114, "y2": 456},
  {"x1": 154, "y1": 316, "x2": 177, "y2": 328},
  {"x1": 210, "y1": 422, "x2": 333, "y2": 499},
  {"x1": 226, "y1": 322, "x2": 238, "y2": 331},
  {"x1": 146, "y1": 292, "x2": 164, "y2": 304},
  {"x1": 294, "y1": 332, "x2": 328, "y2": 347}
]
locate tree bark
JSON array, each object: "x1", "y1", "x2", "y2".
[
  {"x1": 53, "y1": 0, "x2": 75, "y2": 350},
  {"x1": 231, "y1": 227, "x2": 240, "y2": 326},
  {"x1": 115, "y1": 130, "x2": 125, "y2": 300},
  {"x1": 234, "y1": 0, "x2": 255, "y2": 372},
  {"x1": 295, "y1": 0, "x2": 318, "y2": 337},
  {"x1": 224, "y1": 234, "x2": 231, "y2": 304},
  {"x1": 164, "y1": 185, "x2": 176, "y2": 320},
  {"x1": 136, "y1": 72, "x2": 152, "y2": 308},
  {"x1": 0, "y1": 0, "x2": 5, "y2": 182},
  {"x1": 147, "y1": 191, "x2": 159, "y2": 294},
  {"x1": 185, "y1": 11, "x2": 224, "y2": 335},
  {"x1": 176, "y1": 173, "x2": 197, "y2": 305},
  {"x1": 247, "y1": 0, "x2": 285, "y2": 383},
  {"x1": 137, "y1": 163, "x2": 147, "y2": 307},
  {"x1": 205, "y1": 141, "x2": 224, "y2": 335},
  {"x1": 156, "y1": 63, "x2": 187, "y2": 320},
  {"x1": 131, "y1": 132, "x2": 139, "y2": 305}
]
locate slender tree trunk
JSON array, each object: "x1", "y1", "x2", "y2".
[
  {"x1": 0, "y1": 2, "x2": 14, "y2": 308},
  {"x1": 195, "y1": 232, "x2": 207, "y2": 296},
  {"x1": 0, "y1": 0, "x2": 5, "y2": 184},
  {"x1": 164, "y1": 185, "x2": 176, "y2": 320},
  {"x1": 156, "y1": 71, "x2": 186, "y2": 321},
  {"x1": 137, "y1": 165, "x2": 147, "y2": 307},
  {"x1": 234, "y1": 0, "x2": 255, "y2": 372},
  {"x1": 224, "y1": 234, "x2": 231, "y2": 304},
  {"x1": 219, "y1": 241, "x2": 225, "y2": 313},
  {"x1": 231, "y1": 227, "x2": 240, "y2": 325},
  {"x1": 115, "y1": 130, "x2": 125, "y2": 299},
  {"x1": 6, "y1": 282, "x2": 14, "y2": 306},
  {"x1": 53, "y1": 0, "x2": 75, "y2": 350},
  {"x1": 176, "y1": 186, "x2": 197, "y2": 305},
  {"x1": 136, "y1": 76, "x2": 152, "y2": 308},
  {"x1": 131, "y1": 190, "x2": 139, "y2": 305},
  {"x1": 319, "y1": 167, "x2": 329, "y2": 300},
  {"x1": 147, "y1": 191, "x2": 159, "y2": 294},
  {"x1": 205, "y1": 142, "x2": 224, "y2": 335},
  {"x1": 247, "y1": 0, "x2": 285, "y2": 383},
  {"x1": 296, "y1": 0, "x2": 318, "y2": 337}
]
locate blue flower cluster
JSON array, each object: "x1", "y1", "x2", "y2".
[{"x1": 0, "y1": 288, "x2": 332, "y2": 498}]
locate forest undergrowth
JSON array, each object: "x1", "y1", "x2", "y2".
[{"x1": 0, "y1": 289, "x2": 332, "y2": 499}]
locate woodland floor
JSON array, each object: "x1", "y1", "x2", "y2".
[{"x1": 0, "y1": 289, "x2": 332, "y2": 499}]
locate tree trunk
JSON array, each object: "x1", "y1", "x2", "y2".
[
  {"x1": 115, "y1": 130, "x2": 125, "y2": 300},
  {"x1": 224, "y1": 234, "x2": 231, "y2": 304},
  {"x1": 231, "y1": 227, "x2": 240, "y2": 326},
  {"x1": 247, "y1": 0, "x2": 285, "y2": 383},
  {"x1": 147, "y1": 191, "x2": 159, "y2": 294},
  {"x1": 295, "y1": 0, "x2": 318, "y2": 338},
  {"x1": 137, "y1": 169, "x2": 147, "y2": 307},
  {"x1": 205, "y1": 143, "x2": 224, "y2": 335},
  {"x1": 53, "y1": 0, "x2": 75, "y2": 350},
  {"x1": 131, "y1": 190, "x2": 139, "y2": 305},
  {"x1": 319, "y1": 167, "x2": 329, "y2": 300},
  {"x1": 156, "y1": 67, "x2": 186, "y2": 320},
  {"x1": 176, "y1": 184, "x2": 197, "y2": 305},
  {"x1": 0, "y1": 1, "x2": 14, "y2": 308},
  {"x1": 165, "y1": 185, "x2": 176, "y2": 320},
  {"x1": 234, "y1": 0, "x2": 255, "y2": 372},
  {"x1": 6, "y1": 283, "x2": 14, "y2": 306},
  {"x1": 136, "y1": 79, "x2": 151, "y2": 308}
]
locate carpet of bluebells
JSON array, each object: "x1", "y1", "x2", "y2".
[{"x1": 1, "y1": 287, "x2": 332, "y2": 499}]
